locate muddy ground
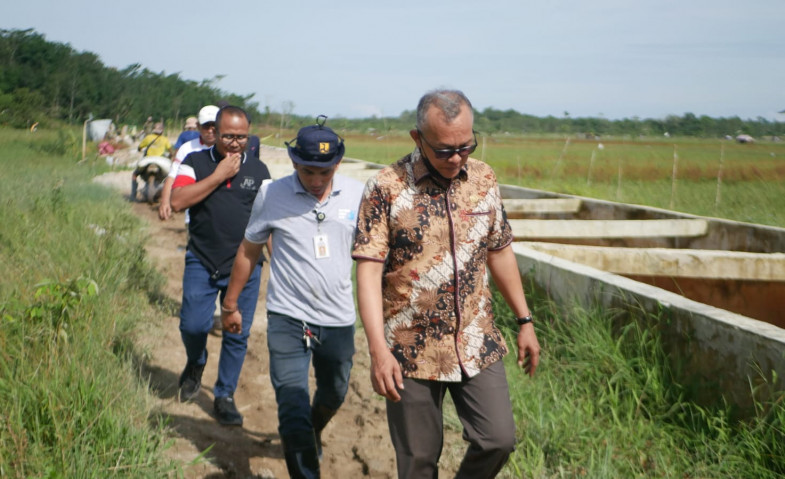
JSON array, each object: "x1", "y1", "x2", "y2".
[{"x1": 95, "y1": 146, "x2": 464, "y2": 478}]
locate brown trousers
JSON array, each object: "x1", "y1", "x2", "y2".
[{"x1": 386, "y1": 360, "x2": 517, "y2": 479}]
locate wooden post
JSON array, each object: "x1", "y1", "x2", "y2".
[
  {"x1": 587, "y1": 148, "x2": 596, "y2": 186},
  {"x1": 81, "y1": 118, "x2": 89, "y2": 163},
  {"x1": 670, "y1": 144, "x2": 678, "y2": 210},
  {"x1": 552, "y1": 137, "x2": 570, "y2": 178},
  {"x1": 714, "y1": 143, "x2": 725, "y2": 214}
]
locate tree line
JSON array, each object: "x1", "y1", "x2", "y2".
[
  {"x1": 333, "y1": 109, "x2": 784, "y2": 140},
  {"x1": 0, "y1": 29, "x2": 258, "y2": 130},
  {"x1": 1, "y1": 28, "x2": 782, "y2": 139}
]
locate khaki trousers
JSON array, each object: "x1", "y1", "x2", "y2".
[{"x1": 386, "y1": 360, "x2": 517, "y2": 479}]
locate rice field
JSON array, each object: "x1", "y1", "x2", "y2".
[{"x1": 259, "y1": 127, "x2": 785, "y2": 228}]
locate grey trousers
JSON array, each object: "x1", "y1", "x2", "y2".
[{"x1": 386, "y1": 361, "x2": 516, "y2": 479}]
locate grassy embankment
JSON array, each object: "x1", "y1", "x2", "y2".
[
  {"x1": 493, "y1": 295, "x2": 784, "y2": 478},
  {"x1": 0, "y1": 128, "x2": 180, "y2": 477}
]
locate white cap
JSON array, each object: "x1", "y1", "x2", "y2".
[{"x1": 198, "y1": 105, "x2": 219, "y2": 125}]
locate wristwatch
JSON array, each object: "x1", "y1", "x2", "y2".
[{"x1": 516, "y1": 315, "x2": 533, "y2": 326}]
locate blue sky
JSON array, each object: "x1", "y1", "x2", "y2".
[{"x1": 4, "y1": 0, "x2": 784, "y2": 120}]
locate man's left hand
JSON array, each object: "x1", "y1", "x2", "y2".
[
  {"x1": 222, "y1": 310, "x2": 242, "y2": 335},
  {"x1": 517, "y1": 324, "x2": 540, "y2": 377}
]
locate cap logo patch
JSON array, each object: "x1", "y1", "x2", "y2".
[{"x1": 319, "y1": 142, "x2": 331, "y2": 154}]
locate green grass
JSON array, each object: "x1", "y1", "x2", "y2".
[
  {"x1": 492, "y1": 291, "x2": 785, "y2": 478},
  {"x1": 0, "y1": 128, "x2": 179, "y2": 477}
]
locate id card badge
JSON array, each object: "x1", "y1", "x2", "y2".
[{"x1": 313, "y1": 234, "x2": 330, "y2": 259}]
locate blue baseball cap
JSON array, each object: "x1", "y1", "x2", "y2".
[{"x1": 286, "y1": 115, "x2": 345, "y2": 167}]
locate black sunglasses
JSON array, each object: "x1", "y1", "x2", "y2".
[{"x1": 417, "y1": 130, "x2": 478, "y2": 160}]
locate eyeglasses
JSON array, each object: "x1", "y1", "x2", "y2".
[
  {"x1": 417, "y1": 130, "x2": 478, "y2": 160},
  {"x1": 220, "y1": 134, "x2": 249, "y2": 144},
  {"x1": 200, "y1": 122, "x2": 216, "y2": 130}
]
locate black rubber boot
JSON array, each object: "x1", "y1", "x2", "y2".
[
  {"x1": 311, "y1": 404, "x2": 337, "y2": 460},
  {"x1": 130, "y1": 177, "x2": 138, "y2": 202},
  {"x1": 281, "y1": 430, "x2": 321, "y2": 479}
]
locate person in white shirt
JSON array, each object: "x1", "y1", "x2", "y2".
[{"x1": 158, "y1": 105, "x2": 219, "y2": 220}]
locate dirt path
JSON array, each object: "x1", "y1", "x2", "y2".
[
  {"x1": 95, "y1": 148, "x2": 399, "y2": 478},
  {"x1": 136, "y1": 201, "x2": 396, "y2": 478},
  {"x1": 96, "y1": 144, "x2": 470, "y2": 477}
]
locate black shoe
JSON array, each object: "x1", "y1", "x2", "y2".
[
  {"x1": 178, "y1": 359, "x2": 206, "y2": 403},
  {"x1": 214, "y1": 396, "x2": 243, "y2": 426}
]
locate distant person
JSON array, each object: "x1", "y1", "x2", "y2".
[
  {"x1": 170, "y1": 105, "x2": 271, "y2": 426},
  {"x1": 174, "y1": 116, "x2": 200, "y2": 151},
  {"x1": 353, "y1": 89, "x2": 541, "y2": 478},
  {"x1": 131, "y1": 122, "x2": 173, "y2": 200},
  {"x1": 137, "y1": 122, "x2": 173, "y2": 158},
  {"x1": 221, "y1": 117, "x2": 363, "y2": 476},
  {"x1": 141, "y1": 116, "x2": 154, "y2": 138},
  {"x1": 158, "y1": 105, "x2": 219, "y2": 220},
  {"x1": 246, "y1": 133, "x2": 261, "y2": 160},
  {"x1": 98, "y1": 138, "x2": 115, "y2": 156}
]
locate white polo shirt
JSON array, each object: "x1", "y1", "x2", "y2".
[{"x1": 168, "y1": 137, "x2": 210, "y2": 179}]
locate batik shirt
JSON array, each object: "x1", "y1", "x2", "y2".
[{"x1": 352, "y1": 148, "x2": 513, "y2": 381}]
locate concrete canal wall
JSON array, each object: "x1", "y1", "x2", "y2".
[
  {"x1": 513, "y1": 244, "x2": 785, "y2": 413},
  {"x1": 497, "y1": 179, "x2": 785, "y2": 413},
  {"x1": 499, "y1": 184, "x2": 785, "y2": 253}
]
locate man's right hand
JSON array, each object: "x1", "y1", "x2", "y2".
[
  {"x1": 370, "y1": 348, "x2": 404, "y2": 402},
  {"x1": 215, "y1": 152, "x2": 242, "y2": 181},
  {"x1": 158, "y1": 202, "x2": 171, "y2": 220}
]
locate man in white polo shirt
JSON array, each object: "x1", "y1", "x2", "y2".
[
  {"x1": 158, "y1": 105, "x2": 219, "y2": 220},
  {"x1": 221, "y1": 116, "x2": 363, "y2": 478}
]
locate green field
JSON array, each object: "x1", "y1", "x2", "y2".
[{"x1": 259, "y1": 126, "x2": 785, "y2": 228}]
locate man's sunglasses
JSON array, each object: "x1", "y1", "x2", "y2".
[{"x1": 417, "y1": 130, "x2": 478, "y2": 160}]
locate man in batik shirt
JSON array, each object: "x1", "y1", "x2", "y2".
[{"x1": 353, "y1": 89, "x2": 541, "y2": 479}]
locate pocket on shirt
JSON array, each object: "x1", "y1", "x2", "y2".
[{"x1": 464, "y1": 210, "x2": 491, "y2": 217}]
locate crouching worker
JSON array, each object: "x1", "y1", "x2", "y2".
[{"x1": 222, "y1": 116, "x2": 363, "y2": 478}]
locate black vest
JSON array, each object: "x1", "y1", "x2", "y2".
[{"x1": 184, "y1": 146, "x2": 271, "y2": 277}]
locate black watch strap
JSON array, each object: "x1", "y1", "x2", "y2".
[{"x1": 516, "y1": 315, "x2": 533, "y2": 326}]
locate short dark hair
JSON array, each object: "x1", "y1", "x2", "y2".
[
  {"x1": 216, "y1": 105, "x2": 251, "y2": 131},
  {"x1": 415, "y1": 89, "x2": 473, "y2": 131}
]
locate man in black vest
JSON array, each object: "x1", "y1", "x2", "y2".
[{"x1": 171, "y1": 105, "x2": 271, "y2": 426}]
